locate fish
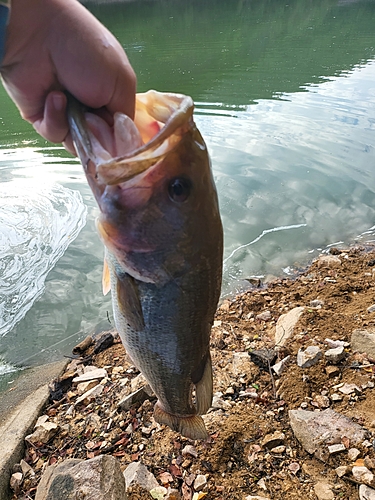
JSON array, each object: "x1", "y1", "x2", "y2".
[{"x1": 67, "y1": 90, "x2": 223, "y2": 440}]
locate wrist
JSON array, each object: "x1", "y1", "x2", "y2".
[{"x1": 0, "y1": 1, "x2": 10, "y2": 67}]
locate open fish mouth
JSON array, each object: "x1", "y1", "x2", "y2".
[{"x1": 67, "y1": 90, "x2": 195, "y2": 187}]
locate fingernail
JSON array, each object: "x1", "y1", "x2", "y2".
[{"x1": 52, "y1": 93, "x2": 65, "y2": 112}]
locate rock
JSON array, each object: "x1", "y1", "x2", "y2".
[
  {"x1": 328, "y1": 443, "x2": 346, "y2": 454},
  {"x1": 75, "y1": 383, "x2": 103, "y2": 405},
  {"x1": 165, "y1": 488, "x2": 181, "y2": 500},
  {"x1": 131, "y1": 373, "x2": 148, "y2": 392},
  {"x1": 20, "y1": 459, "x2": 34, "y2": 477},
  {"x1": 182, "y1": 445, "x2": 198, "y2": 458},
  {"x1": 348, "y1": 448, "x2": 361, "y2": 461},
  {"x1": 325, "y1": 366, "x2": 340, "y2": 378},
  {"x1": 367, "y1": 305, "x2": 375, "y2": 313},
  {"x1": 72, "y1": 368, "x2": 108, "y2": 383},
  {"x1": 325, "y1": 338, "x2": 349, "y2": 348},
  {"x1": 193, "y1": 474, "x2": 207, "y2": 491},
  {"x1": 297, "y1": 346, "x2": 322, "y2": 368},
  {"x1": 336, "y1": 466, "x2": 350, "y2": 477},
  {"x1": 330, "y1": 393, "x2": 343, "y2": 402},
  {"x1": 117, "y1": 385, "x2": 154, "y2": 411},
  {"x1": 351, "y1": 329, "x2": 375, "y2": 358},
  {"x1": 76, "y1": 380, "x2": 99, "y2": 395},
  {"x1": 35, "y1": 455, "x2": 126, "y2": 500},
  {"x1": 338, "y1": 383, "x2": 361, "y2": 395},
  {"x1": 316, "y1": 255, "x2": 341, "y2": 269},
  {"x1": 232, "y1": 352, "x2": 252, "y2": 375},
  {"x1": 26, "y1": 422, "x2": 59, "y2": 444},
  {"x1": 289, "y1": 408, "x2": 368, "y2": 462},
  {"x1": 245, "y1": 496, "x2": 270, "y2": 500},
  {"x1": 150, "y1": 486, "x2": 168, "y2": 499},
  {"x1": 35, "y1": 415, "x2": 49, "y2": 427},
  {"x1": 211, "y1": 392, "x2": 232, "y2": 410},
  {"x1": 275, "y1": 307, "x2": 305, "y2": 347},
  {"x1": 352, "y1": 466, "x2": 375, "y2": 486},
  {"x1": 256, "y1": 311, "x2": 272, "y2": 321},
  {"x1": 261, "y1": 431, "x2": 285, "y2": 449},
  {"x1": 310, "y1": 299, "x2": 324, "y2": 308},
  {"x1": 314, "y1": 395, "x2": 330, "y2": 409},
  {"x1": 249, "y1": 349, "x2": 276, "y2": 370},
  {"x1": 359, "y1": 484, "x2": 375, "y2": 500},
  {"x1": 313, "y1": 482, "x2": 334, "y2": 500},
  {"x1": 324, "y1": 345, "x2": 345, "y2": 363},
  {"x1": 123, "y1": 461, "x2": 159, "y2": 491},
  {"x1": 272, "y1": 356, "x2": 290, "y2": 376},
  {"x1": 10, "y1": 472, "x2": 23, "y2": 494}
]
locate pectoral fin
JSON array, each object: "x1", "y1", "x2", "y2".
[
  {"x1": 102, "y1": 258, "x2": 111, "y2": 296},
  {"x1": 116, "y1": 272, "x2": 145, "y2": 332}
]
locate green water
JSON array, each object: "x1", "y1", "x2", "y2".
[{"x1": 1, "y1": 0, "x2": 375, "y2": 377}]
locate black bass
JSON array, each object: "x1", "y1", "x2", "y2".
[{"x1": 68, "y1": 91, "x2": 223, "y2": 440}]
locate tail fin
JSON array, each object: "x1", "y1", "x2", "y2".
[{"x1": 153, "y1": 403, "x2": 208, "y2": 440}]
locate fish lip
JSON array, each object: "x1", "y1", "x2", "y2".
[{"x1": 68, "y1": 90, "x2": 195, "y2": 188}]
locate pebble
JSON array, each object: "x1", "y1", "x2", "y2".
[
  {"x1": 275, "y1": 306, "x2": 305, "y2": 347},
  {"x1": 193, "y1": 474, "x2": 207, "y2": 491},
  {"x1": 336, "y1": 466, "x2": 350, "y2": 477},
  {"x1": 272, "y1": 356, "x2": 290, "y2": 376},
  {"x1": 330, "y1": 393, "x2": 343, "y2": 402},
  {"x1": 324, "y1": 345, "x2": 345, "y2": 364},
  {"x1": 328, "y1": 443, "x2": 346, "y2": 455},
  {"x1": 359, "y1": 485, "x2": 375, "y2": 500},
  {"x1": 77, "y1": 380, "x2": 99, "y2": 396},
  {"x1": 75, "y1": 384, "x2": 103, "y2": 405},
  {"x1": 261, "y1": 431, "x2": 285, "y2": 449},
  {"x1": 310, "y1": 299, "x2": 324, "y2": 308},
  {"x1": 72, "y1": 368, "x2": 108, "y2": 383},
  {"x1": 325, "y1": 366, "x2": 340, "y2": 378},
  {"x1": 352, "y1": 466, "x2": 374, "y2": 486},
  {"x1": 314, "y1": 395, "x2": 330, "y2": 409},
  {"x1": 10, "y1": 472, "x2": 23, "y2": 494},
  {"x1": 338, "y1": 383, "x2": 361, "y2": 395},
  {"x1": 256, "y1": 311, "x2": 272, "y2": 321},
  {"x1": 182, "y1": 445, "x2": 198, "y2": 458},
  {"x1": 348, "y1": 448, "x2": 361, "y2": 461},
  {"x1": 313, "y1": 481, "x2": 334, "y2": 500},
  {"x1": 297, "y1": 346, "x2": 322, "y2": 368},
  {"x1": 211, "y1": 392, "x2": 232, "y2": 410}
]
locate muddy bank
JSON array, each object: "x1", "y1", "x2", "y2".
[{"x1": 8, "y1": 245, "x2": 375, "y2": 499}]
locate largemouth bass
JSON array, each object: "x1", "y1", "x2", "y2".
[{"x1": 67, "y1": 91, "x2": 223, "y2": 440}]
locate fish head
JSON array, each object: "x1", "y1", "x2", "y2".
[{"x1": 70, "y1": 90, "x2": 223, "y2": 285}]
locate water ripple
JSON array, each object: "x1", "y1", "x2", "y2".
[{"x1": 0, "y1": 182, "x2": 87, "y2": 337}]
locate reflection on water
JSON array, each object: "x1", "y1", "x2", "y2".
[
  {"x1": 1, "y1": 0, "x2": 375, "y2": 375},
  {"x1": 0, "y1": 181, "x2": 86, "y2": 337}
]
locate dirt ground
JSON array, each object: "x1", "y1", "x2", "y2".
[{"x1": 11, "y1": 245, "x2": 375, "y2": 500}]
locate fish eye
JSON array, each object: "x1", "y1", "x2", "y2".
[{"x1": 168, "y1": 177, "x2": 192, "y2": 203}]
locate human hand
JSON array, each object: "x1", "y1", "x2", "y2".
[{"x1": 0, "y1": 0, "x2": 136, "y2": 154}]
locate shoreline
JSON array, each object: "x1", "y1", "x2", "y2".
[{"x1": 2, "y1": 244, "x2": 375, "y2": 499}]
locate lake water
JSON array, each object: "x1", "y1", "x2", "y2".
[{"x1": 1, "y1": 0, "x2": 375, "y2": 383}]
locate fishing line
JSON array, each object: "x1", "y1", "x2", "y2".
[
  {"x1": 11, "y1": 329, "x2": 85, "y2": 368},
  {"x1": 223, "y1": 223, "x2": 308, "y2": 265}
]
